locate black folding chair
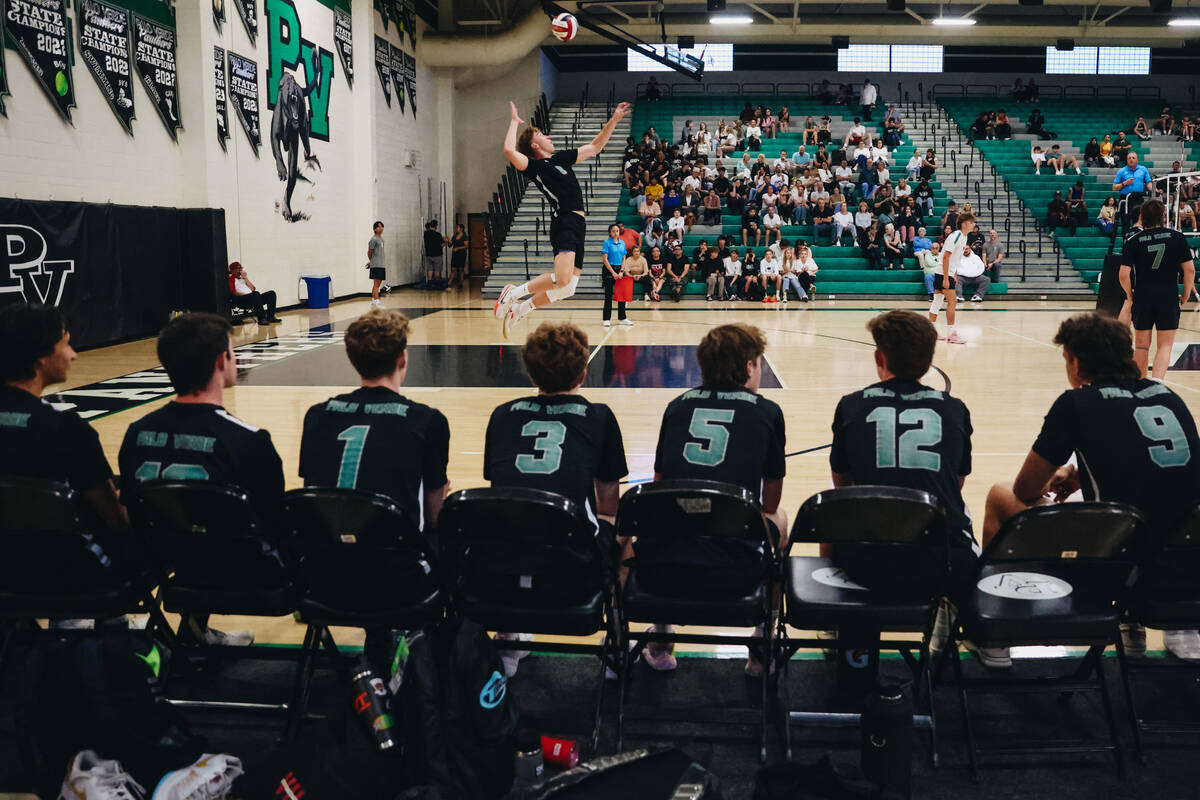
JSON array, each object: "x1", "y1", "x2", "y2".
[
  {"x1": 125, "y1": 481, "x2": 299, "y2": 715},
  {"x1": 1119, "y1": 503, "x2": 1200, "y2": 760},
  {"x1": 948, "y1": 502, "x2": 1143, "y2": 780},
  {"x1": 277, "y1": 487, "x2": 445, "y2": 741},
  {"x1": 439, "y1": 487, "x2": 617, "y2": 756},
  {"x1": 781, "y1": 486, "x2": 950, "y2": 764},
  {"x1": 616, "y1": 479, "x2": 778, "y2": 762}
]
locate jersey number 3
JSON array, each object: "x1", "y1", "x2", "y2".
[
  {"x1": 867, "y1": 407, "x2": 943, "y2": 471},
  {"x1": 515, "y1": 421, "x2": 566, "y2": 474}
]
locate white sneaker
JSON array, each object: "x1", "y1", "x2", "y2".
[
  {"x1": 1163, "y1": 629, "x2": 1200, "y2": 662},
  {"x1": 971, "y1": 294, "x2": 983, "y2": 303},
  {"x1": 1056, "y1": 169, "x2": 1064, "y2": 176},
  {"x1": 202, "y1": 627, "x2": 254, "y2": 647},
  {"x1": 966, "y1": 642, "x2": 1012, "y2": 669},
  {"x1": 620, "y1": 318, "x2": 634, "y2": 327},
  {"x1": 602, "y1": 320, "x2": 611, "y2": 328},
  {"x1": 501, "y1": 307, "x2": 520, "y2": 339},
  {"x1": 152, "y1": 753, "x2": 244, "y2": 800},
  {"x1": 493, "y1": 284, "x2": 518, "y2": 320},
  {"x1": 380, "y1": 283, "x2": 393, "y2": 294},
  {"x1": 947, "y1": 331, "x2": 967, "y2": 344},
  {"x1": 61, "y1": 750, "x2": 146, "y2": 800},
  {"x1": 1120, "y1": 623, "x2": 1147, "y2": 657},
  {"x1": 370, "y1": 299, "x2": 382, "y2": 307},
  {"x1": 496, "y1": 632, "x2": 534, "y2": 677}
]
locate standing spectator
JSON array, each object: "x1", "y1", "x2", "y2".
[
  {"x1": 861, "y1": 78, "x2": 878, "y2": 122},
  {"x1": 1096, "y1": 196, "x2": 1117, "y2": 235},
  {"x1": 832, "y1": 203, "x2": 855, "y2": 247},
  {"x1": 982, "y1": 229, "x2": 1005, "y2": 282},
  {"x1": 448, "y1": 223, "x2": 469, "y2": 291},
  {"x1": 759, "y1": 248, "x2": 783, "y2": 302},
  {"x1": 645, "y1": 76, "x2": 661, "y2": 101},
  {"x1": 918, "y1": 241, "x2": 942, "y2": 297},
  {"x1": 601, "y1": 224, "x2": 629, "y2": 327},
  {"x1": 423, "y1": 220, "x2": 448, "y2": 288},
  {"x1": 367, "y1": 220, "x2": 388, "y2": 306},
  {"x1": 229, "y1": 263, "x2": 282, "y2": 324}
]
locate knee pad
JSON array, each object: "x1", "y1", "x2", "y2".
[
  {"x1": 930, "y1": 293, "x2": 945, "y2": 314},
  {"x1": 546, "y1": 274, "x2": 579, "y2": 302}
]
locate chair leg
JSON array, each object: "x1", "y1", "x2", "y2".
[
  {"x1": 284, "y1": 624, "x2": 320, "y2": 743},
  {"x1": 1094, "y1": 650, "x2": 1127, "y2": 780},
  {"x1": 1113, "y1": 637, "x2": 1145, "y2": 764},
  {"x1": 616, "y1": 615, "x2": 629, "y2": 752},
  {"x1": 919, "y1": 643, "x2": 940, "y2": 769},
  {"x1": 759, "y1": 622, "x2": 771, "y2": 764},
  {"x1": 952, "y1": 643, "x2": 979, "y2": 782},
  {"x1": 590, "y1": 634, "x2": 609, "y2": 756},
  {"x1": 782, "y1": 639, "x2": 793, "y2": 762}
]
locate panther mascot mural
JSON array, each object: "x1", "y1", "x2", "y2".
[{"x1": 271, "y1": 67, "x2": 323, "y2": 222}]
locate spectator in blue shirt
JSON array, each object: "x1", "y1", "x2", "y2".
[
  {"x1": 601, "y1": 223, "x2": 629, "y2": 327},
  {"x1": 1113, "y1": 152, "x2": 1152, "y2": 221},
  {"x1": 791, "y1": 146, "x2": 813, "y2": 169},
  {"x1": 911, "y1": 228, "x2": 932, "y2": 253}
]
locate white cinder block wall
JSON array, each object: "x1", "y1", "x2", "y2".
[{"x1": 0, "y1": 0, "x2": 455, "y2": 306}]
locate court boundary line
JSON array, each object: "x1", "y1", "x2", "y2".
[{"x1": 587, "y1": 325, "x2": 617, "y2": 363}]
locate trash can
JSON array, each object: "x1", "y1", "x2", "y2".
[{"x1": 299, "y1": 274, "x2": 332, "y2": 309}]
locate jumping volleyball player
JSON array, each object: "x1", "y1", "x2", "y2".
[
  {"x1": 929, "y1": 212, "x2": 976, "y2": 344},
  {"x1": 495, "y1": 99, "x2": 632, "y2": 337}
]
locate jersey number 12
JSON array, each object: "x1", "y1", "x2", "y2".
[{"x1": 866, "y1": 407, "x2": 943, "y2": 471}]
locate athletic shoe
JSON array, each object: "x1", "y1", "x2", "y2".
[
  {"x1": 263, "y1": 317, "x2": 283, "y2": 323},
  {"x1": 1163, "y1": 629, "x2": 1200, "y2": 662},
  {"x1": 60, "y1": 750, "x2": 146, "y2": 800},
  {"x1": 49, "y1": 618, "x2": 95, "y2": 630},
  {"x1": 1120, "y1": 622, "x2": 1147, "y2": 657},
  {"x1": 947, "y1": 331, "x2": 967, "y2": 344},
  {"x1": 620, "y1": 319, "x2": 634, "y2": 327},
  {"x1": 936, "y1": 332, "x2": 947, "y2": 341},
  {"x1": 706, "y1": 295, "x2": 713, "y2": 301},
  {"x1": 501, "y1": 307, "x2": 519, "y2": 339},
  {"x1": 642, "y1": 625, "x2": 677, "y2": 672},
  {"x1": 493, "y1": 284, "x2": 518, "y2": 320},
  {"x1": 202, "y1": 627, "x2": 254, "y2": 647},
  {"x1": 370, "y1": 299, "x2": 382, "y2": 308},
  {"x1": 971, "y1": 295, "x2": 983, "y2": 303},
  {"x1": 495, "y1": 632, "x2": 534, "y2": 677},
  {"x1": 966, "y1": 642, "x2": 1012, "y2": 669},
  {"x1": 781, "y1": 294, "x2": 789, "y2": 303},
  {"x1": 380, "y1": 283, "x2": 393, "y2": 294},
  {"x1": 929, "y1": 601, "x2": 956, "y2": 655},
  {"x1": 602, "y1": 320, "x2": 611, "y2": 328},
  {"x1": 1056, "y1": 169, "x2": 1064, "y2": 176},
  {"x1": 762, "y1": 296, "x2": 770, "y2": 303},
  {"x1": 152, "y1": 753, "x2": 243, "y2": 800}
]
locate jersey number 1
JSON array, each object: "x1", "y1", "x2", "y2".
[
  {"x1": 866, "y1": 407, "x2": 943, "y2": 471},
  {"x1": 336, "y1": 425, "x2": 371, "y2": 489}
]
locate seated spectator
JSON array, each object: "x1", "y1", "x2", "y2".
[
  {"x1": 645, "y1": 246, "x2": 667, "y2": 302},
  {"x1": 701, "y1": 189, "x2": 723, "y2": 225},
  {"x1": 1181, "y1": 115, "x2": 1196, "y2": 141},
  {"x1": 1025, "y1": 79, "x2": 1039, "y2": 102},
  {"x1": 717, "y1": 126, "x2": 738, "y2": 157},
  {"x1": 883, "y1": 105, "x2": 904, "y2": 147},
  {"x1": 983, "y1": 228, "x2": 1005, "y2": 283},
  {"x1": 762, "y1": 108, "x2": 776, "y2": 140},
  {"x1": 623, "y1": 247, "x2": 648, "y2": 302},
  {"x1": 912, "y1": 226, "x2": 932, "y2": 253},
  {"x1": 920, "y1": 149, "x2": 938, "y2": 180},
  {"x1": 937, "y1": 224, "x2": 954, "y2": 246},
  {"x1": 666, "y1": 244, "x2": 689, "y2": 301},
  {"x1": 853, "y1": 141, "x2": 872, "y2": 171},
  {"x1": 918, "y1": 241, "x2": 942, "y2": 296},
  {"x1": 229, "y1": 262, "x2": 282, "y2": 324},
  {"x1": 859, "y1": 162, "x2": 880, "y2": 200},
  {"x1": 1026, "y1": 106, "x2": 1048, "y2": 137},
  {"x1": 759, "y1": 248, "x2": 782, "y2": 302},
  {"x1": 741, "y1": 205, "x2": 762, "y2": 247},
  {"x1": 1096, "y1": 196, "x2": 1117, "y2": 235},
  {"x1": 644, "y1": 220, "x2": 665, "y2": 252},
  {"x1": 1047, "y1": 191, "x2": 1074, "y2": 234},
  {"x1": 1084, "y1": 137, "x2": 1102, "y2": 167},
  {"x1": 835, "y1": 82, "x2": 854, "y2": 106},
  {"x1": 809, "y1": 182, "x2": 831, "y2": 208},
  {"x1": 828, "y1": 187, "x2": 847, "y2": 214},
  {"x1": 874, "y1": 193, "x2": 896, "y2": 229},
  {"x1": 833, "y1": 159, "x2": 853, "y2": 195},
  {"x1": 914, "y1": 178, "x2": 935, "y2": 217},
  {"x1": 940, "y1": 200, "x2": 959, "y2": 232},
  {"x1": 816, "y1": 117, "x2": 833, "y2": 145},
  {"x1": 1157, "y1": 106, "x2": 1175, "y2": 136},
  {"x1": 905, "y1": 149, "x2": 923, "y2": 182},
  {"x1": 762, "y1": 205, "x2": 783, "y2": 245},
  {"x1": 894, "y1": 178, "x2": 912, "y2": 200},
  {"x1": 812, "y1": 199, "x2": 834, "y2": 245},
  {"x1": 971, "y1": 111, "x2": 993, "y2": 141},
  {"x1": 638, "y1": 196, "x2": 661, "y2": 226},
  {"x1": 773, "y1": 150, "x2": 792, "y2": 173},
  {"x1": 1099, "y1": 134, "x2": 1116, "y2": 166},
  {"x1": 883, "y1": 223, "x2": 904, "y2": 269},
  {"x1": 1046, "y1": 144, "x2": 1081, "y2": 176},
  {"x1": 727, "y1": 180, "x2": 747, "y2": 214},
  {"x1": 876, "y1": 161, "x2": 891, "y2": 188},
  {"x1": 1179, "y1": 200, "x2": 1198, "y2": 232},
  {"x1": 854, "y1": 201, "x2": 874, "y2": 239},
  {"x1": 723, "y1": 249, "x2": 744, "y2": 300},
  {"x1": 1031, "y1": 145, "x2": 1046, "y2": 175},
  {"x1": 739, "y1": 101, "x2": 756, "y2": 123},
  {"x1": 778, "y1": 106, "x2": 791, "y2": 134},
  {"x1": 667, "y1": 208, "x2": 686, "y2": 238},
  {"x1": 957, "y1": 263, "x2": 992, "y2": 304},
  {"x1": 896, "y1": 199, "x2": 919, "y2": 244},
  {"x1": 1067, "y1": 180, "x2": 1088, "y2": 221},
  {"x1": 794, "y1": 242, "x2": 819, "y2": 300},
  {"x1": 995, "y1": 109, "x2": 1012, "y2": 139},
  {"x1": 645, "y1": 180, "x2": 665, "y2": 203},
  {"x1": 745, "y1": 120, "x2": 763, "y2": 151},
  {"x1": 862, "y1": 221, "x2": 883, "y2": 269},
  {"x1": 779, "y1": 248, "x2": 801, "y2": 302},
  {"x1": 803, "y1": 116, "x2": 818, "y2": 146},
  {"x1": 1113, "y1": 131, "x2": 1134, "y2": 159},
  {"x1": 832, "y1": 203, "x2": 855, "y2": 246},
  {"x1": 845, "y1": 117, "x2": 868, "y2": 149},
  {"x1": 645, "y1": 76, "x2": 661, "y2": 101},
  {"x1": 701, "y1": 246, "x2": 725, "y2": 300},
  {"x1": 1011, "y1": 78, "x2": 1026, "y2": 101},
  {"x1": 712, "y1": 166, "x2": 732, "y2": 197}
]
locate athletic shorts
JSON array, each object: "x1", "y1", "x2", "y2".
[
  {"x1": 550, "y1": 213, "x2": 586, "y2": 270},
  {"x1": 368, "y1": 267, "x2": 386, "y2": 281},
  {"x1": 1132, "y1": 293, "x2": 1181, "y2": 331}
]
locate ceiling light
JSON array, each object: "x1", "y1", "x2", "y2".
[
  {"x1": 1168, "y1": 17, "x2": 1200, "y2": 25},
  {"x1": 931, "y1": 16, "x2": 976, "y2": 25},
  {"x1": 710, "y1": 14, "x2": 753, "y2": 24}
]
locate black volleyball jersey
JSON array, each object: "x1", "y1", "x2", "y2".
[
  {"x1": 118, "y1": 402, "x2": 284, "y2": 516},
  {"x1": 299, "y1": 386, "x2": 450, "y2": 530},
  {"x1": 1123, "y1": 227, "x2": 1193, "y2": 294},
  {"x1": 484, "y1": 394, "x2": 628, "y2": 522},
  {"x1": 654, "y1": 385, "x2": 786, "y2": 501},
  {"x1": 523, "y1": 148, "x2": 584, "y2": 218},
  {"x1": 0, "y1": 385, "x2": 112, "y2": 492},
  {"x1": 1033, "y1": 379, "x2": 1200, "y2": 538},
  {"x1": 831, "y1": 378, "x2": 974, "y2": 546}
]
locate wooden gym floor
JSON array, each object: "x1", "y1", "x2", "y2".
[{"x1": 54, "y1": 288, "x2": 1200, "y2": 658}]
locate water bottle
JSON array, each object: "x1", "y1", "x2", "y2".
[
  {"x1": 861, "y1": 683, "x2": 913, "y2": 799},
  {"x1": 350, "y1": 658, "x2": 397, "y2": 751},
  {"x1": 512, "y1": 730, "x2": 545, "y2": 796}
]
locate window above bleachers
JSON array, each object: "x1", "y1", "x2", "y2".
[
  {"x1": 837, "y1": 44, "x2": 944, "y2": 73},
  {"x1": 1045, "y1": 46, "x2": 1151, "y2": 75},
  {"x1": 627, "y1": 43, "x2": 733, "y2": 72}
]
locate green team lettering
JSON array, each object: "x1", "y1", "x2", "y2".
[
  {"x1": 336, "y1": 425, "x2": 371, "y2": 488},
  {"x1": 866, "y1": 407, "x2": 943, "y2": 471},
  {"x1": 1133, "y1": 405, "x2": 1191, "y2": 467},
  {"x1": 682, "y1": 408, "x2": 735, "y2": 466},
  {"x1": 1147, "y1": 243, "x2": 1167, "y2": 270},
  {"x1": 515, "y1": 420, "x2": 566, "y2": 474}
]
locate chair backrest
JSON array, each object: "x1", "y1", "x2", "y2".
[
  {"x1": 0, "y1": 475, "x2": 82, "y2": 534},
  {"x1": 790, "y1": 486, "x2": 946, "y2": 546},
  {"x1": 440, "y1": 487, "x2": 597, "y2": 555},
  {"x1": 984, "y1": 502, "x2": 1144, "y2": 563},
  {"x1": 616, "y1": 479, "x2": 767, "y2": 545},
  {"x1": 1158, "y1": 503, "x2": 1200, "y2": 552},
  {"x1": 278, "y1": 487, "x2": 432, "y2": 559}
]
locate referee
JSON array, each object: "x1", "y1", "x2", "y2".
[
  {"x1": 1120, "y1": 199, "x2": 1196, "y2": 380},
  {"x1": 1112, "y1": 152, "x2": 1152, "y2": 224}
]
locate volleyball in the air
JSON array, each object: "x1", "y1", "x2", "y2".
[{"x1": 551, "y1": 13, "x2": 578, "y2": 42}]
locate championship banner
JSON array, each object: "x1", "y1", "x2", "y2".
[
  {"x1": 214, "y1": 45, "x2": 229, "y2": 150},
  {"x1": 234, "y1": 0, "x2": 257, "y2": 44},
  {"x1": 1, "y1": 4, "x2": 12, "y2": 116},
  {"x1": 132, "y1": 14, "x2": 180, "y2": 139},
  {"x1": 78, "y1": 0, "x2": 135, "y2": 134},
  {"x1": 3, "y1": 0, "x2": 75, "y2": 121},
  {"x1": 227, "y1": 51, "x2": 261, "y2": 153},
  {"x1": 333, "y1": 7, "x2": 353, "y2": 87},
  {"x1": 389, "y1": 42, "x2": 405, "y2": 113},
  {"x1": 404, "y1": 51, "x2": 416, "y2": 117},
  {"x1": 213, "y1": 0, "x2": 225, "y2": 31},
  {"x1": 373, "y1": 35, "x2": 391, "y2": 107}
]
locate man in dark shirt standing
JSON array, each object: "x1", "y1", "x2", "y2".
[
  {"x1": 120, "y1": 313, "x2": 282, "y2": 647},
  {"x1": 640, "y1": 324, "x2": 787, "y2": 676},
  {"x1": 1120, "y1": 199, "x2": 1197, "y2": 380},
  {"x1": 984, "y1": 313, "x2": 1200, "y2": 662},
  {"x1": 423, "y1": 220, "x2": 448, "y2": 288}
]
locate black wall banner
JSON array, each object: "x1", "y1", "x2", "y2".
[
  {"x1": 404, "y1": 51, "x2": 416, "y2": 117},
  {"x1": 78, "y1": 0, "x2": 135, "y2": 134},
  {"x1": 234, "y1": 0, "x2": 257, "y2": 44},
  {"x1": 4, "y1": 0, "x2": 76, "y2": 121},
  {"x1": 0, "y1": 197, "x2": 230, "y2": 350},
  {"x1": 374, "y1": 35, "x2": 391, "y2": 107},
  {"x1": 389, "y1": 42, "x2": 405, "y2": 113},
  {"x1": 228, "y1": 51, "x2": 261, "y2": 153},
  {"x1": 213, "y1": 0, "x2": 224, "y2": 31},
  {"x1": 214, "y1": 45, "x2": 229, "y2": 150},
  {"x1": 132, "y1": 14, "x2": 180, "y2": 139},
  {"x1": 333, "y1": 7, "x2": 352, "y2": 87},
  {"x1": 0, "y1": 7, "x2": 10, "y2": 117}
]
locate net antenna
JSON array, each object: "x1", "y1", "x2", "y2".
[{"x1": 543, "y1": 0, "x2": 706, "y2": 81}]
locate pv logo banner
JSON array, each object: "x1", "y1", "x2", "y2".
[{"x1": 0, "y1": 225, "x2": 75, "y2": 306}]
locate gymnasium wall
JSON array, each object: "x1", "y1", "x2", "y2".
[{"x1": 0, "y1": 0, "x2": 451, "y2": 309}]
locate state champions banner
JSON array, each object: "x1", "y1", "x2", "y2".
[
  {"x1": 132, "y1": 10, "x2": 180, "y2": 139},
  {"x1": 0, "y1": 6, "x2": 9, "y2": 116},
  {"x1": 332, "y1": 5, "x2": 352, "y2": 87},
  {"x1": 389, "y1": 41, "x2": 404, "y2": 113},
  {"x1": 373, "y1": 34, "x2": 391, "y2": 107},
  {"x1": 3, "y1": 0, "x2": 76, "y2": 121},
  {"x1": 214, "y1": 45, "x2": 229, "y2": 150},
  {"x1": 78, "y1": 0, "x2": 135, "y2": 134},
  {"x1": 227, "y1": 50, "x2": 260, "y2": 153}
]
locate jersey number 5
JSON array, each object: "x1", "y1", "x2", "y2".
[
  {"x1": 1133, "y1": 406, "x2": 1191, "y2": 467},
  {"x1": 515, "y1": 421, "x2": 566, "y2": 474},
  {"x1": 866, "y1": 407, "x2": 943, "y2": 471},
  {"x1": 683, "y1": 408, "x2": 735, "y2": 466}
]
